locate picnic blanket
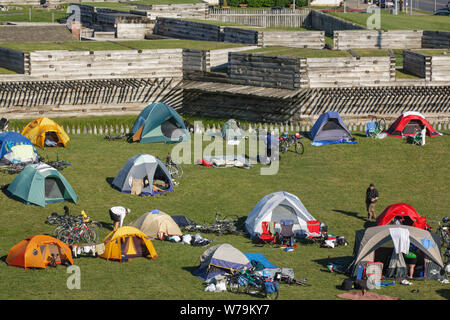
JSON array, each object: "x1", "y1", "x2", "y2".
[{"x1": 337, "y1": 291, "x2": 400, "y2": 300}]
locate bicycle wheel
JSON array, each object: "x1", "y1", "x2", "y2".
[
  {"x1": 57, "y1": 229, "x2": 74, "y2": 245},
  {"x1": 378, "y1": 118, "x2": 387, "y2": 131},
  {"x1": 168, "y1": 162, "x2": 183, "y2": 180},
  {"x1": 279, "y1": 140, "x2": 288, "y2": 154},
  {"x1": 82, "y1": 227, "x2": 98, "y2": 244},
  {"x1": 227, "y1": 276, "x2": 241, "y2": 294},
  {"x1": 294, "y1": 140, "x2": 304, "y2": 155}
]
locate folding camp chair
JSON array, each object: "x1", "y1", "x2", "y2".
[
  {"x1": 305, "y1": 220, "x2": 324, "y2": 242},
  {"x1": 278, "y1": 220, "x2": 295, "y2": 247},
  {"x1": 258, "y1": 221, "x2": 277, "y2": 245}
]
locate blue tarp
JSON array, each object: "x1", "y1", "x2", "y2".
[
  {"x1": 244, "y1": 253, "x2": 277, "y2": 269},
  {"x1": 311, "y1": 140, "x2": 358, "y2": 147},
  {"x1": 0, "y1": 132, "x2": 34, "y2": 159}
]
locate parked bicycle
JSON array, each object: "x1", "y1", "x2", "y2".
[
  {"x1": 273, "y1": 271, "x2": 311, "y2": 287},
  {"x1": 279, "y1": 132, "x2": 304, "y2": 154},
  {"x1": 183, "y1": 213, "x2": 244, "y2": 236},
  {"x1": 163, "y1": 154, "x2": 183, "y2": 180},
  {"x1": 438, "y1": 217, "x2": 450, "y2": 246},
  {"x1": 226, "y1": 268, "x2": 279, "y2": 299}
]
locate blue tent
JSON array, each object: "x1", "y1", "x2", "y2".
[
  {"x1": 309, "y1": 111, "x2": 356, "y2": 146},
  {"x1": 244, "y1": 253, "x2": 277, "y2": 269},
  {"x1": 131, "y1": 102, "x2": 189, "y2": 144},
  {"x1": 0, "y1": 132, "x2": 38, "y2": 163}
]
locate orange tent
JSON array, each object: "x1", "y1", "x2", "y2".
[{"x1": 6, "y1": 235, "x2": 73, "y2": 269}]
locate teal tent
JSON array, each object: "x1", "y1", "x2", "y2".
[
  {"x1": 131, "y1": 102, "x2": 189, "y2": 144},
  {"x1": 7, "y1": 163, "x2": 77, "y2": 207}
]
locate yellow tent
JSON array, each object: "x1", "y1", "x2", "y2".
[
  {"x1": 22, "y1": 117, "x2": 70, "y2": 148},
  {"x1": 130, "y1": 210, "x2": 183, "y2": 240},
  {"x1": 100, "y1": 226, "x2": 157, "y2": 262}
]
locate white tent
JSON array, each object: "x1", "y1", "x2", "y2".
[{"x1": 245, "y1": 191, "x2": 316, "y2": 238}]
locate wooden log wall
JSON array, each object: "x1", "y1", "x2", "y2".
[
  {"x1": 305, "y1": 56, "x2": 394, "y2": 88},
  {"x1": 209, "y1": 46, "x2": 258, "y2": 70},
  {"x1": 403, "y1": 50, "x2": 431, "y2": 80},
  {"x1": 228, "y1": 53, "x2": 301, "y2": 90},
  {"x1": 430, "y1": 55, "x2": 450, "y2": 82},
  {"x1": 0, "y1": 47, "x2": 26, "y2": 74},
  {"x1": 115, "y1": 16, "x2": 155, "y2": 39},
  {"x1": 307, "y1": 10, "x2": 365, "y2": 36},
  {"x1": 183, "y1": 49, "x2": 210, "y2": 72},
  {"x1": 422, "y1": 31, "x2": 450, "y2": 49},
  {"x1": 182, "y1": 81, "x2": 450, "y2": 123},
  {"x1": 261, "y1": 31, "x2": 324, "y2": 49},
  {"x1": 146, "y1": 3, "x2": 208, "y2": 19},
  {"x1": 223, "y1": 27, "x2": 261, "y2": 45},
  {"x1": 27, "y1": 49, "x2": 183, "y2": 80},
  {"x1": 334, "y1": 30, "x2": 423, "y2": 50},
  {"x1": 0, "y1": 77, "x2": 183, "y2": 118},
  {"x1": 155, "y1": 17, "x2": 221, "y2": 41}
]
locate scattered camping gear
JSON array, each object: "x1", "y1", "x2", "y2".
[
  {"x1": 348, "y1": 225, "x2": 445, "y2": 280},
  {"x1": 129, "y1": 209, "x2": 183, "y2": 240},
  {"x1": 130, "y1": 102, "x2": 189, "y2": 144},
  {"x1": 56, "y1": 211, "x2": 100, "y2": 245},
  {"x1": 386, "y1": 111, "x2": 440, "y2": 138},
  {"x1": 182, "y1": 233, "x2": 211, "y2": 247},
  {"x1": 0, "y1": 132, "x2": 39, "y2": 165},
  {"x1": 245, "y1": 191, "x2": 320, "y2": 240},
  {"x1": 100, "y1": 226, "x2": 157, "y2": 262},
  {"x1": 376, "y1": 203, "x2": 432, "y2": 231},
  {"x1": 7, "y1": 163, "x2": 77, "y2": 207},
  {"x1": 309, "y1": 111, "x2": 356, "y2": 146},
  {"x1": 6, "y1": 235, "x2": 73, "y2": 269},
  {"x1": 244, "y1": 253, "x2": 278, "y2": 270},
  {"x1": 226, "y1": 266, "x2": 279, "y2": 299},
  {"x1": 366, "y1": 118, "x2": 387, "y2": 138},
  {"x1": 193, "y1": 243, "x2": 252, "y2": 280},
  {"x1": 221, "y1": 119, "x2": 245, "y2": 141},
  {"x1": 438, "y1": 217, "x2": 450, "y2": 247},
  {"x1": 200, "y1": 155, "x2": 252, "y2": 169},
  {"x1": 112, "y1": 154, "x2": 174, "y2": 196},
  {"x1": 21, "y1": 117, "x2": 70, "y2": 148}
]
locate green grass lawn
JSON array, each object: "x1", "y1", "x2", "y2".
[
  {"x1": 0, "y1": 66, "x2": 17, "y2": 74},
  {"x1": 0, "y1": 121, "x2": 448, "y2": 300},
  {"x1": 0, "y1": 5, "x2": 69, "y2": 23},
  {"x1": 415, "y1": 49, "x2": 450, "y2": 56},
  {"x1": 0, "y1": 40, "x2": 246, "y2": 52},
  {"x1": 329, "y1": 11, "x2": 450, "y2": 31},
  {"x1": 243, "y1": 47, "x2": 351, "y2": 57},
  {"x1": 351, "y1": 48, "x2": 390, "y2": 57}
]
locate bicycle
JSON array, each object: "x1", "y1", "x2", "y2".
[
  {"x1": 438, "y1": 217, "x2": 450, "y2": 247},
  {"x1": 57, "y1": 223, "x2": 99, "y2": 245},
  {"x1": 274, "y1": 271, "x2": 311, "y2": 287},
  {"x1": 279, "y1": 132, "x2": 304, "y2": 155},
  {"x1": 163, "y1": 154, "x2": 183, "y2": 180},
  {"x1": 226, "y1": 268, "x2": 279, "y2": 299},
  {"x1": 183, "y1": 213, "x2": 244, "y2": 236},
  {"x1": 367, "y1": 117, "x2": 386, "y2": 138}
]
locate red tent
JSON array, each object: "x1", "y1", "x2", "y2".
[
  {"x1": 387, "y1": 112, "x2": 440, "y2": 138},
  {"x1": 376, "y1": 203, "x2": 431, "y2": 231}
]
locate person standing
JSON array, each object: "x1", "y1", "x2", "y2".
[
  {"x1": 109, "y1": 206, "x2": 130, "y2": 231},
  {"x1": 366, "y1": 184, "x2": 379, "y2": 221}
]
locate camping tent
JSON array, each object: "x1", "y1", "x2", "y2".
[
  {"x1": 387, "y1": 112, "x2": 440, "y2": 138},
  {"x1": 130, "y1": 209, "x2": 182, "y2": 239},
  {"x1": 7, "y1": 163, "x2": 77, "y2": 207},
  {"x1": 131, "y1": 102, "x2": 189, "y2": 144},
  {"x1": 21, "y1": 117, "x2": 70, "y2": 147},
  {"x1": 112, "y1": 154, "x2": 173, "y2": 196},
  {"x1": 193, "y1": 243, "x2": 252, "y2": 280},
  {"x1": 377, "y1": 203, "x2": 431, "y2": 230},
  {"x1": 100, "y1": 226, "x2": 158, "y2": 261},
  {"x1": 309, "y1": 111, "x2": 355, "y2": 146},
  {"x1": 0, "y1": 132, "x2": 38, "y2": 164},
  {"x1": 348, "y1": 225, "x2": 445, "y2": 280},
  {"x1": 6, "y1": 235, "x2": 73, "y2": 269},
  {"x1": 245, "y1": 191, "x2": 317, "y2": 238},
  {"x1": 221, "y1": 119, "x2": 245, "y2": 140}
]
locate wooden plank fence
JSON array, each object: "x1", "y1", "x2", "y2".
[{"x1": 208, "y1": 8, "x2": 310, "y2": 28}]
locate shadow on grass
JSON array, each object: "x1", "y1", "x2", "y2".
[
  {"x1": 0, "y1": 255, "x2": 7, "y2": 264},
  {"x1": 99, "y1": 221, "x2": 114, "y2": 231},
  {"x1": 332, "y1": 209, "x2": 366, "y2": 221},
  {"x1": 314, "y1": 256, "x2": 353, "y2": 270},
  {"x1": 436, "y1": 289, "x2": 450, "y2": 300},
  {"x1": 182, "y1": 266, "x2": 198, "y2": 275},
  {"x1": 106, "y1": 177, "x2": 114, "y2": 187}
]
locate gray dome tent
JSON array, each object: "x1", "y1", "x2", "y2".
[
  {"x1": 348, "y1": 225, "x2": 445, "y2": 280},
  {"x1": 112, "y1": 154, "x2": 173, "y2": 196},
  {"x1": 221, "y1": 119, "x2": 245, "y2": 140}
]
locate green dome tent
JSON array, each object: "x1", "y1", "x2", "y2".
[
  {"x1": 7, "y1": 163, "x2": 77, "y2": 207},
  {"x1": 131, "y1": 102, "x2": 189, "y2": 144}
]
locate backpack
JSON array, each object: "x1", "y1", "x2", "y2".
[
  {"x1": 341, "y1": 278, "x2": 354, "y2": 290},
  {"x1": 264, "y1": 280, "x2": 278, "y2": 294}
]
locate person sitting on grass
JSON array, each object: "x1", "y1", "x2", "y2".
[{"x1": 109, "y1": 206, "x2": 130, "y2": 231}]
